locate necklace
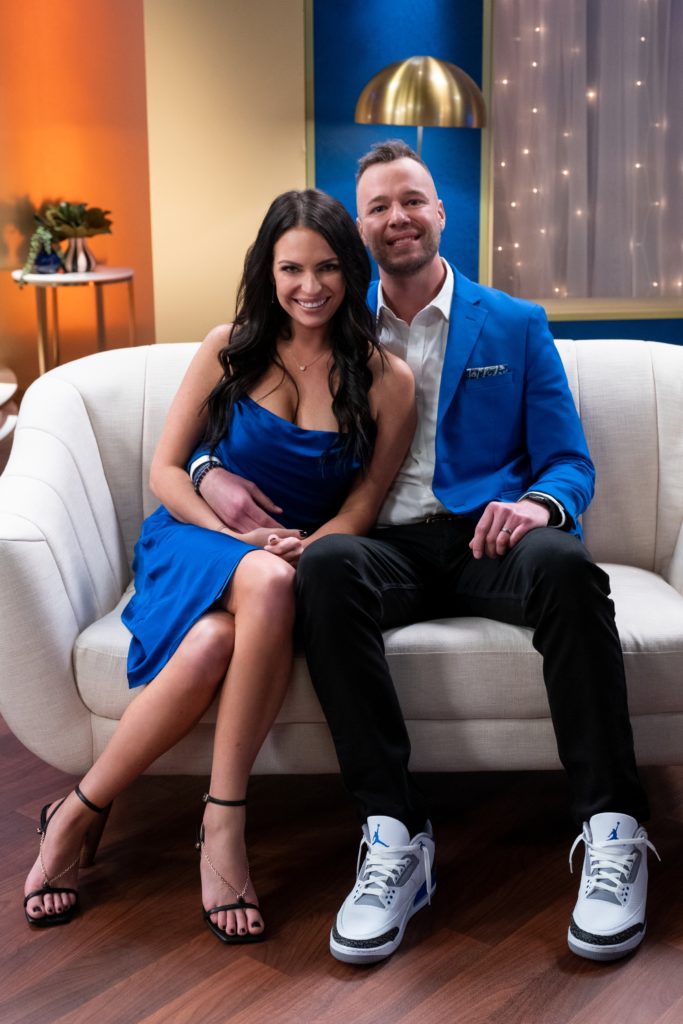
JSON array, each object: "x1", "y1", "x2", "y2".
[{"x1": 285, "y1": 346, "x2": 330, "y2": 372}]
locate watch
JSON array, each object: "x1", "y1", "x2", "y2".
[{"x1": 518, "y1": 491, "x2": 566, "y2": 528}]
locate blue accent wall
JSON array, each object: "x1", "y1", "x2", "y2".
[
  {"x1": 312, "y1": 1, "x2": 682, "y2": 344},
  {"x1": 313, "y1": 0, "x2": 483, "y2": 281},
  {"x1": 551, "y1": 319, "x2": 683, "y2": 343}
]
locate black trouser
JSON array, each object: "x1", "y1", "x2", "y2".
[{"x1": 295, "y1": 520, "x2": 650, "y2": 835}]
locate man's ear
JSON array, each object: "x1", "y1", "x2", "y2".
[
  {"x1": 437, "y1": 199, "x2": 446, "y2": 231},
  {"x1": 356, "y1": 216, "x2": 367, "y2": 245}
]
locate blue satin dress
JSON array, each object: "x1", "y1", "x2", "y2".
[{"x1": 122, "y1": 396, "x2": 359, "y2": 688}]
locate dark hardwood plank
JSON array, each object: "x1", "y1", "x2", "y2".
[{"x1": 2, "y1": 715, "x2": 683, "y2": 1024}]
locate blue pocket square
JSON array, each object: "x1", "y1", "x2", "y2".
[{"x1": 464, "y1": 364, "x2": 510, "y2": 380}]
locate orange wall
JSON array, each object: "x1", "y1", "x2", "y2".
[{"x1": 0, "y1": 0, "x2": 155, "y2": 391}]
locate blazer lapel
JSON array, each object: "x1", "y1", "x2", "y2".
[{"x1": 436, "y1": 268, "x2": 488, "y2": 428}]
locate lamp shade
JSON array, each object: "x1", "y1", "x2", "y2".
[{"x1": 354, "y1": 55, "x2": 486, "y2": 129}]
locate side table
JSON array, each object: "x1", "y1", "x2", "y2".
[
  {"x1": 11, "y1": 267, "x2": 137, "y2": 375},
  {"x1": 0, "y1": 367, "x2": 18, "y2": 474}
]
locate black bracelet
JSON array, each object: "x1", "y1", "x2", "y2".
[{"x1": 193, "y1": 461, "x2": 221, "y2": 494}]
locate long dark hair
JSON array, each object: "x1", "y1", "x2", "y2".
[{"x1": 203, "y1": 189, "x2": 379, "y2": 468}]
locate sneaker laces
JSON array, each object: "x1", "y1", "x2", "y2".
[
  {"x1": 355, "y1": 835, "x2": 432, "y2": 909},
  {"x1": 569, "y1": 828, "x2": 660, "y2": 894}
]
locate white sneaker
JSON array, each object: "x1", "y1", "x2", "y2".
[
  {"x1": 330, "y1": 815, "x2": 435, "y2": 965},
  {"x1": 568, "y1": 812, "x2": 659, "y2": 961}
]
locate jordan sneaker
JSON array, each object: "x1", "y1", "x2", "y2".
[
  {"x1": 330, "y1": 815, "x2": 435, "y2": 965},
  {"x1": 568, "y1": 812, "x2": 659, "y2": 961}
]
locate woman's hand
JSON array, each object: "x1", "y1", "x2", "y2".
[
  {"x1": 227, "y1": 526, "x2": 305, "y2": 564},
  {"x1": 264, "y1": 533, "x2": 304, "y2": 565}
]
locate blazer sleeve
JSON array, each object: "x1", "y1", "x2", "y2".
[{"x1": 522, "y1": 305, "x2": 595, "y2": 523}]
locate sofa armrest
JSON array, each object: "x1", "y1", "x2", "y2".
[
  {"x1": 0, "y1": 511, "x2": 96, "y2": 773},
  {"x1": 668, "y1": 522, "x2": 683, "y2": 596},
  {"x1": 0, "y1": 375, "x2": 132, "y2": 774}
]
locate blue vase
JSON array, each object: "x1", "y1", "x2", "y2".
[{"x1": 34, "y1": 249, "x2": 62, "y2": 274}]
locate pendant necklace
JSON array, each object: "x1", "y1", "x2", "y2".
[{"x1": 287, "y1": 347, "x2": 330, "y2": 372}]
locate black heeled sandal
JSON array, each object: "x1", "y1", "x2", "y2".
[
  {"x1": 24, "y1": 784, "x2": 112, "y2": 928},
  {"x1": 196, "y1": 793, "x2": 264, "y2": 945}
]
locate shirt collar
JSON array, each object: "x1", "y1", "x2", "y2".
[{"x1": 377, "y1": 259, "x2": 453, "y2": 325}]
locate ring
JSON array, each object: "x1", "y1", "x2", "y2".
[{"x1": 499, "y1": 526, "x2": 512, "y2": 535}]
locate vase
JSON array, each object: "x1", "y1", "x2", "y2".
[
  {"x1": 33, "y1": 249, "x2": 63, "y2": 274},
  {"x1": 63, "y1": 238, "x2": 97, "y2": 273}
]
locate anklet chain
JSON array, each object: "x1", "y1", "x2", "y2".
[
  {"x1": 38, "y1": 830, "x2": 80, "y2": 887},
  {"x1": 200, "y1": 839, "x2": 250, "y2": 902}
]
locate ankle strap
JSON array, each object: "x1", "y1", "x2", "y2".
[
  {"x1": 75, "y1": 784, "x2": 110, "y2": 814},
  {"x1": 202, "y1": 793, "x2": 247, "y2": 807}
]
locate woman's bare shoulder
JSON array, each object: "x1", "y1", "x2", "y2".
[{"x1": 201, "y1": 322, "x2": 234, "y2": 357}]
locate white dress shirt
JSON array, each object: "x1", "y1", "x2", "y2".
[{"x1": 377, "y1": 261, "x2": 453, "y2": 526}]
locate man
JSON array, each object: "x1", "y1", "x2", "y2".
[{"x1": 194, "y1": 142, "x2": 654, "y2": 965}]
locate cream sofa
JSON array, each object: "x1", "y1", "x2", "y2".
[{"x1": 1, "y1": 340, "x2": 682, "y2": 778}]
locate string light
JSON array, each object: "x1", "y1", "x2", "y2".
[{"x1": 492, "y1": 8, "x2": 674, "y2": 299}]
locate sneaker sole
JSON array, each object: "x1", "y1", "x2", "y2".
[
  {"x1": 567, "y1": 922, "x2": 646, "y2": 962},
  {"x1": 329, "y1": 880, "x2": 436, "y2": 965}
]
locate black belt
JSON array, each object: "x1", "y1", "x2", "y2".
[{"x1": 422, "y1": 513, "x2": 461, "y2": 524}]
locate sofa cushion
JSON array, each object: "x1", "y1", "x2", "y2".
[{"x1": 73, "y1": 562, "x2": 683, "y2": 725}]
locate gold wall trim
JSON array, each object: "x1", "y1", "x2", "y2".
[
  {"x1": 304, "y1": 0, "x2": 315, "y2": 188},
  {"x1": 541, "y1": 298, "x2": 683, "y2": 322},
  {"x1": 478, "y1": 0, "x2": 494, "y2": 286}
]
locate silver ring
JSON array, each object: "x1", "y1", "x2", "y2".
[{"x1": 499, "y1": 526, "x2": 512, "y2": 535}]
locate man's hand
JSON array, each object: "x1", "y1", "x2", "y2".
[
  {"x1": 469, "y1": 499, "x2": 551, "y2": 560},
  {"x1": 200, "y1": 467, "x2": 283, "y2": 531}
]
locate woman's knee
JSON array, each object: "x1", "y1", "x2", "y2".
[
  {"x1": 233, "y1": 551, "x2": 296, "y2": 615},
  {"x1": 182, "y1": 612, "x2": 235, "y2": 683}
]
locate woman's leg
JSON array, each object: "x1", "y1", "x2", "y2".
[
  {"x1": 199, "y1": 551, "x2": 296, "y2": 939},
  {"x1": 25, "y1": 609, "x2": 235, "y2": 922}
]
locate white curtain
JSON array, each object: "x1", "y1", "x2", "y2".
[{"x1": 491, "y1": 0, "x2": 682, "y2": 299}]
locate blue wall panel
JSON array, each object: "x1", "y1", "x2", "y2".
[
  {"x1": 313, "y1": 0, "x2": 484, "y2": 281},
  {"x1": 551, "y1": 319, "x2": 683, "y2": 343}
]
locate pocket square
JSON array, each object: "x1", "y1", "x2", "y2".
[{"x1": 464, "y1": 364, "x2": 510, "y2": 380}]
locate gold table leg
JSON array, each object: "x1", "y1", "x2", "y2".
[
  {"x1": 126, "y1": 279, "x2": 137, "y2": 346},
  {"x1": 34, "y1": 289, "x2": 48, "y2": 376},
  {"x1": 94, "y1": 283, "x2": 106, "y2": 351},
  {"x1": 50, "y1": 287, "x2": 61, "y2": 367}
]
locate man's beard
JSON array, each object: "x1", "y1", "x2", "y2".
[{"x1": 372, "y1": 233, "x2": 439, "y2": 277}]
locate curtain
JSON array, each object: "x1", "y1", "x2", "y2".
[{"x1": 491, "y1": 0, "x2": 682, "y2": 299}]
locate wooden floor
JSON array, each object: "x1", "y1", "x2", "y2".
[{"x1": 3, "y1": 716, "x2": 683, "y2": 1024}]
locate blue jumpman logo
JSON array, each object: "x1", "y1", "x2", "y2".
[
  {"x1": 371, "y1": 824, "x2": 390, "y2": 847},
  {"x1": 607, "y1": 822, "x2": 620, "y2": 840}
]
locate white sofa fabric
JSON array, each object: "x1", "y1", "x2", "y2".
[{"x1": 1, "y1": 340, "x2": 682, "y2": 777}]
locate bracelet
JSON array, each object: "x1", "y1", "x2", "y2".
[{"x1": 193, "y1": 461, "x2": 221, "y2": 494}]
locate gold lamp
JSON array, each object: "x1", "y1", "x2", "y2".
[{"x1": 354, "y1": 55, "x2": 486, "y2": 156}]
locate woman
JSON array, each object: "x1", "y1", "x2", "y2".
[{"x1": 23, "y1": 189, "x2": 415, "y2": 944}]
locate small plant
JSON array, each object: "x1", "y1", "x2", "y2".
[
  {"x1": 37, "y1": 201, "x2": 113, "y2": 239},
  {"x1": 18, "y1": 225, "x2": 62, "y2": 285}
]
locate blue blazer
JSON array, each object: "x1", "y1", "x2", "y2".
[{"x1": 368, "y1": 267, "x2": 595, "y2": 537}]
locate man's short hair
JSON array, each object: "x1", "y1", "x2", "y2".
[{"x1": 356, "y1": 139, "x2": 429, "y2": 184}]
